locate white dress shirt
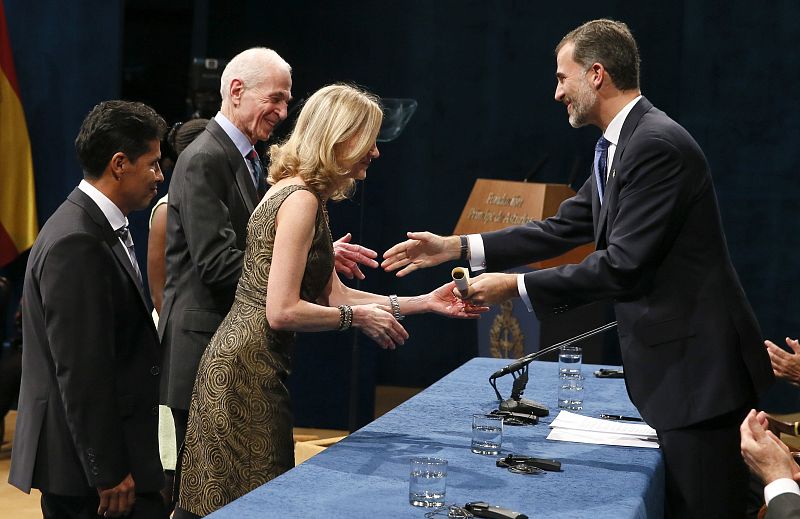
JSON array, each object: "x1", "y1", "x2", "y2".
[
  {"x1": 78, "y1": 179, "x2": 132, "y2": 261},
  {"x1": 765, "y1": 478, "x2": 800, "y2": 506}
]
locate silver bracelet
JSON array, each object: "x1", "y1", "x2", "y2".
[
  {"x1": 388, "y1": 294, "x2": 404, "y2": 321},
  {"x1": 337, "y1": 304, "x2": 353, "y2": 331}
]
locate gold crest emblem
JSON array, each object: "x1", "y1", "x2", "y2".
[{"x1": 489, "y1": 300, "x2": 525, "y2": 359}]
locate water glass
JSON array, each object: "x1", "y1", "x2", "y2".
[
  {"x1": 558, "y1": 375, "x2": 585, "y2": 410},
  {"x1": 471, "y1": 413, "x2": 503, "y2": 455},
  {"x1": 559, "y1": 345, "x2": 582, "y2": 378},
  {"x1": 409, "y1": 457, "x2": 448, "y2": 507}
]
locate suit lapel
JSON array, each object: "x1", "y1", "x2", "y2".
[
  {"x1": 594, "y1": 97, "x2": 653, "y2": 246},
  {"x1": 206, "y1": 119, "x2": 258, "y2": 214},
  {"x1": 68, "y1": 189, "x2": 153, "y2": 314}
]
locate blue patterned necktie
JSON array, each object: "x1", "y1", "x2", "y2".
[
  {"x1": 594, "y1": 136, "x2": 611, "y2": 203},
  {"x1": 246, "y1": 149, "x2": 267, "y2": 200}
]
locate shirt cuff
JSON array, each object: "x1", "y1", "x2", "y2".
[
  {"x1": 467, "y1": 234, "x2": 486, "y2": 272},
  {"x1": 517, "y1": 274, "x2": 533, "y2": 313},
  {"x1": 765, "y1": 478, "x2": 800, "y2": 505}
]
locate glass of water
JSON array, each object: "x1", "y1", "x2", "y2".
[
  {"x1": 471, "y1": 413, "x2": 503, "y2": 455},
  {"x1": 409, "y1": 457, "x2": 448, "y2": 507},
  {"x1": 559, "y1": 345, "x2": 582, "y2": 378},
  {"x1": 558, "y1": 375, "x2": 585, "y2": 410}
]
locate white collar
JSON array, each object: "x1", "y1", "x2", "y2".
[
  {"x1": 603, "y1": 95, "x2": 643, "y2": 146},
  {"x1": 78, "y1": 179, "x2": 128, "y2": 232}
]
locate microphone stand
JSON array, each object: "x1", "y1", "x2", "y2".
[{"x1": 489, "y1": 321, "x2": 618, "y2": 416}]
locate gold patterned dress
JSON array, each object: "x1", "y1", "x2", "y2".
[{"x1": 177, "y1": 185, "x2": 334, "y2": 516}]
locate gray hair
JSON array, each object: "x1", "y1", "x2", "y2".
[{"x1": 219, "y1": 47, "x2": 291, "y2": 101}]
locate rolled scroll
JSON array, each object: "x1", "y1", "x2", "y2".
[{"x1": 451, "y1": 267, "x2": 470, "y2": 297}]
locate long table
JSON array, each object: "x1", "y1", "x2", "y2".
[{"x1": 209, "y1": 358, "x2": 664, "y2": 518}]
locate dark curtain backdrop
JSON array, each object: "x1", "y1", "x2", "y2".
[{"x1": 3, "y1": 0, "x2": 799, "y2": 427}]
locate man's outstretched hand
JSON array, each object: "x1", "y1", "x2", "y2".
[{"x1": 382, "y1": 232, "x2": 459, "y2": 277}]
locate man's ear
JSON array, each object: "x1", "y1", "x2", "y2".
[
  {"x1": 229, "y1": 78, "x2": 245, "y2": 106},
  {"x1": 110, "y1": 152, "x2": 126, "y2": 180},
  {"x1": 590, "y1": 63, "x2": 605, "y2": 90}
]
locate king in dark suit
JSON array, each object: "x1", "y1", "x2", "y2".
[
  {"x1": 9, "y1": 100, "x2": 169, "y2": 519},
  {"x1": 382, "y1": 19, "x2": 773, "y2": 518}
]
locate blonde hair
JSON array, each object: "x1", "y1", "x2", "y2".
[{"x1": 268, "y1": 84, "x2": 383, "y2": 200}]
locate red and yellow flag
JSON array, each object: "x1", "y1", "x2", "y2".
[{"x1": 0, "y1": 0, "x2": 37, "y2": 267}]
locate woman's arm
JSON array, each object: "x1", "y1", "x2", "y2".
[
  {"x1": 265, "y1": 190, "x2": 408, "y2": 348},
  {"x1": 146, "y1": 203, "x2": 168, "y2": 314},
  {"x1": 326, "y1": 272, "x2": 488, "y2": 320}
]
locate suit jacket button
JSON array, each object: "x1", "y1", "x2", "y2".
[
  {"x1": 87, "y1": 448, "x2": 96, "y2": 456},
  {"x1": 150, "y1": 366, "x2": 160, "y2": 375},
  {"x1": 152, "y1": 406, "x2": 158, "y2": 415}
]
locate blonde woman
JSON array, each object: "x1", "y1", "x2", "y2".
[{"x1": 175, "y1": 84, "x2": 485, "y2": 517}]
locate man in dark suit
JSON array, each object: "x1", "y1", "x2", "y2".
[
  {"x1": 741, "y1": 409, "x2": 800, "y2": 519},
  {"x1": 9, "y1": 101, "x2": 168, "y2": 518},
  {"x1": 382, "y1": 19, "x2": 773, "y2": 518},
  {"x1": 158, "y1": 47, "x2": 379, "y2": 455}
]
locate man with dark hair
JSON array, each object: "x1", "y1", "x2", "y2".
[
  {"x1": 383, "y1": 19, "x2": 773, "y2": 517},
  {"x1": 9, "y1": 100, "x2": 169, "y2": 519}
]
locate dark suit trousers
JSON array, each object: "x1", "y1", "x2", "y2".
[
  {"x1": 658, "y1": 405, "x2": 751, "y2": 519},
  {"x1": 41, "y1": 492, "x2": 167, "y2": 519}
]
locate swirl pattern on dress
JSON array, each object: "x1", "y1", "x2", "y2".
[{"x1": 177, "y1": 185, "x2": 334, "y2": 516}]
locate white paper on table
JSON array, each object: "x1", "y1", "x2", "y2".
[
  {"x1": 546, "y1": 410, "x2": 659, "y2": 448},
  {"x1": 546, "y1": 427, "x2": 660, "y2": 448}
]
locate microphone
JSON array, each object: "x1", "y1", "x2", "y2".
[
  {"x1": 490, "y1": 321, "x2": 617, "y2": 380},
  {"x1": 489, "y1": 321, "x2": 618, "y2": 417}
]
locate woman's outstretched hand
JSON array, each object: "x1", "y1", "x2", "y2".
[{"x1": 427, "y1": 281, "x2": 490, "y2": 318}]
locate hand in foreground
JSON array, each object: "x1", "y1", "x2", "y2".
[
  {"x1": 740, "y1": 409, "x2": 800, "y2": 485},
  {"x1": 766, "y1": 338, "x2": 800, "y2": 386},
  {"x1": 97, "y1": 473, "x2": 135, "y2": 517},
  {"x1": 382, "y1": 231, "x2": 456, "y2": 277},
  {"x1": 333, "y1": 233, "x2": 379, "y2": 280},
  {"x1": 352, "y1": 303, "x2": 409, "y2": 350},
  {"x1": 457, "y1": 272, "x2": 518, "y2": 306},
  {"x1": 427, "y1": 281, "x2": 490, "y2": 318}
]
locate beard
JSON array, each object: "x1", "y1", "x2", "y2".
[{"x1": 567, "y1": 79, "x2": 597, "y2": 128}]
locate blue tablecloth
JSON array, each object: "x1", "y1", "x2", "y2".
[{"x1": 209, "y1": 358, "x2": 664, "y2": 518}]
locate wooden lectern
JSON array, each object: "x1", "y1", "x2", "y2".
[{"x1": 452, "y1": 179, "x2": 594, "y2": 268}]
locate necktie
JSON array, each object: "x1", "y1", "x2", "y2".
[
  {"x1": 594, "y1": 136, "x2": 611, "y2": 203},
  {"x1": 246, "y1": 149, "x2": 267, "y2": 200},
  {"x1": 116, "y1": 225, "x2": 143, "y2": 285}
]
